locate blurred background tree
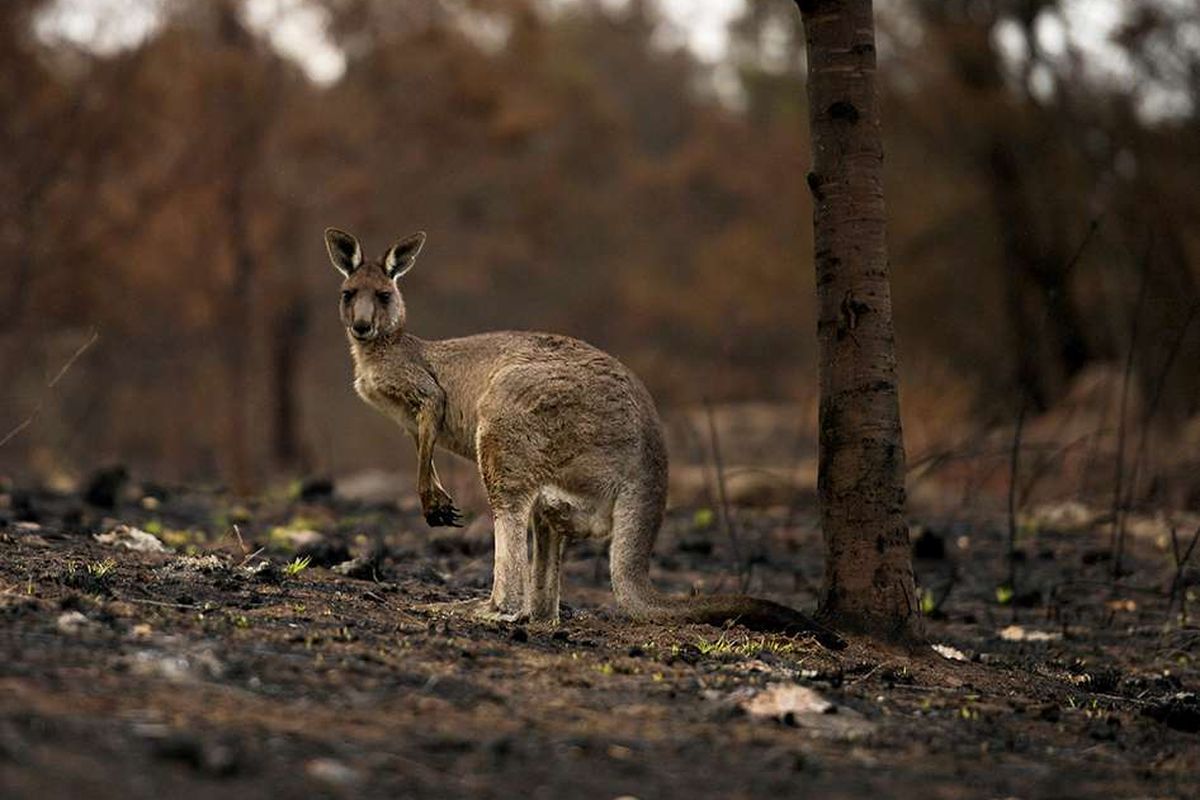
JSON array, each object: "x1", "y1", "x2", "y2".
[{"x1": 1, "y1": 0, "x2": 1198, "y2": 508}]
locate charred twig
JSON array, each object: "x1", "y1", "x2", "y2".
[
  {"x1": 1062, "y1": 216, "x2": 1102, "y2": 280},
  {"x1": 910, "y1": 440, "x2": 1075, "y2": 482},
  {"x1": 120, "y1": 597, "x2": 202, "y2": 610},
  {"x1": 703, "y1": 399, "x2": 749, "y2": 592},
  {"x1": 0, "y1": 328, "x2": 100, "y2": 449},
  {"x1": 239, "y1": 547, "x2": 266, "y2": 567},
  {"x1": 228, "y1": 523, "x2": 250, "y2": 558},
  {"x1": 906, "y1": 431, "x2": 984, "y2": 476},
  {"x1": 1018, "y1": 426, "x2": 1112, "y2": 507},
  {"x1": 1167, "y1": 525, "x2": 1200, "y2": 625},
  {"x1": 1006, "y1": 400, "x2": 1026, "y2": 621},
  {"x1": 1126, "y1": 301, "x2": 1200, "y2": 517},
  {"x1": 1110, "y1": 250, "x2": 1152, "y2": 581}
]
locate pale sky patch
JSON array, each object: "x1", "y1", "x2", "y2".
[
  {"x1": 30, "y1": 0, "x2": 1197, "y2": 118},
  {"x1": 243, "y1": 0, "x2": 345, "y2": 83},
  {"x1": 35, "y1": 0, "x2": 163, "y2": 53}
]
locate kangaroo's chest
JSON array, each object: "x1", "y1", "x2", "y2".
[
  {"x1": 354, "y1": 365, "x2": 419, "y2": 434},
  {"x1": 350, "y1": 345, "x2": 479, "y2": 462}
]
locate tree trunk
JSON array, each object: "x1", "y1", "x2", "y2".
[
  {"x1": 796, "y1": 0, "x2": 919, "y2": 640},
  {"x1": 223, "y1": 175, "x2": 256, "y2": 495},
  {"x1": 271, "y1": 300, "x2": 309, "y2": 471}
]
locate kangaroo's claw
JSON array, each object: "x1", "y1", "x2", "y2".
[{"x1": 424, "y1": 502, "x2": 464, "y2": 527}]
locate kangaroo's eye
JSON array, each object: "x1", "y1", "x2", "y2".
[
  {"x1": 341, "y1": 290, "x2": 354, "y2": 302},
  {"x1": 376, "y1": 292, "x2": 391, "y2": 304}
]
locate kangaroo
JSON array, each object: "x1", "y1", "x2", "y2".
[{"x1": 325, "y1": 227, "x2": 843, "y2": 648}]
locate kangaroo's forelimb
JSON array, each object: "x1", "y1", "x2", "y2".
[{"x1": 412, "y1": 388, "x2": 462, "y2": 527}]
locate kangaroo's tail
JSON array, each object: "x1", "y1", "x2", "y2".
[
  {"x1": 610, "y1": 484, "x2": 846, "y2": 650},
  {"x1": 621, "y1": 583, "x2": 846, "y2": 650}
]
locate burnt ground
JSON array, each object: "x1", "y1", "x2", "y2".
[{"x1": 1, "y1": 478, "x2": 1198, "y2": 799}]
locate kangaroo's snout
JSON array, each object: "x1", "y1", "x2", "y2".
[{"x1": 351, "y1": 319, "x2": 373, "y2": 339}]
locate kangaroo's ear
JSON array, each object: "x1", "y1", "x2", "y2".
[
  {"x1": 384, "y1": 231, "x2": 426, "y2": 280},
  {"x1": 325, "y1": 227, "x2": 363, "y2": 277}
]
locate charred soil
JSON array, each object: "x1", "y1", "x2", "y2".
[{"x1": 0, "y1": 481, "x2": 1197, "y2": 799}]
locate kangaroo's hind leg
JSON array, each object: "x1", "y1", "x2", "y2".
[
  {"x1": 473, "y1": 508, "x2": 531, "y2": 623},
  {"x1": 475, "y1": 418, "x2": 550, "y2": 623},
  {"x1": 528, "y1": 502, "x2": 567, "y2": 624}
]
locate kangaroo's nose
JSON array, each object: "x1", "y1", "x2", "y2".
[{"x1": 352, "y1": 320, "x2": 371, "y2": 335}]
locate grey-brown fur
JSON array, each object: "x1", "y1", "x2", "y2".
[{"x1": 325, "y1": 228, "x2": 843, "y2": 647}]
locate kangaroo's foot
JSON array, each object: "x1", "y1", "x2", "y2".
[
  {"x1": 414, "y1": 597, "x2": 483, "y2": 615},
  {"x1": 415, "y1": 597, "x2": 528, "y2": 625},
  {"x1": 420, "y1": 486, "x2": 464, "y2": 527},
  {"x1": 472, "y1": 601, "x2": 529, "y2": 625}
]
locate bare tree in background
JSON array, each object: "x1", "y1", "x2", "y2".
[{"x1": 795, "y1": 0, "x2": 918, "y2": 639}]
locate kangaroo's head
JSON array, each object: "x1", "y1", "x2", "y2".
[{"x1": 324, "y1": 228, "x2": 425, "y2": 343}]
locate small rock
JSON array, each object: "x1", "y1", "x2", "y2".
[
  {"x1": 306, "y1": 758, "x2": 361, "y2": 787},
  {"x1": 162, "y1": 555, "x2": 227, "y2": 575},
  {"x1": 95, "y1": 524, "x2": 171, "y2": 553},
  {"x1": 999, "y1": 625, "x2": 1061, "y2": 643},
  {"x1": 127, "y1": 647, "x2": 225, "y2": 682},
  {"x1": 743, "y1": 684, "x2": 835, "y2": 718},
  {"x1": 931, "y1": 643, "x2": 968, "y2": 662},
  {"x1": 736, "y1": 684, "x2": 874, "y2": 738},
  {"x1": 331, "y1": 555, "x2": 379, "y2": 580},
  {"x1": 56, "y1": 611, "x2": 91, "y2": 634}
]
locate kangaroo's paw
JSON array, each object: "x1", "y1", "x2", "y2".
[
  {"x1": 424, "y1": 504, "x2": 464, "y2": 527},
  {"x1": 421, "y1": 488, "x2": 464, "y2": 527}
]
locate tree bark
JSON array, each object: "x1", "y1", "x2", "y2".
[{"x1": 796, "y1": 0, "x2": 919, "y2": 640}]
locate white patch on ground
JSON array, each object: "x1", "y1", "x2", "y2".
[
  {"x1": 95, "y1": 524, "x2": 171, "y2": 553},
  {"x1": 932, "y1": 643, "x2": 969, "y2": 662},
  {"x1": 1000, "y1": 625, "x2": 1063, "y2": 643}
]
